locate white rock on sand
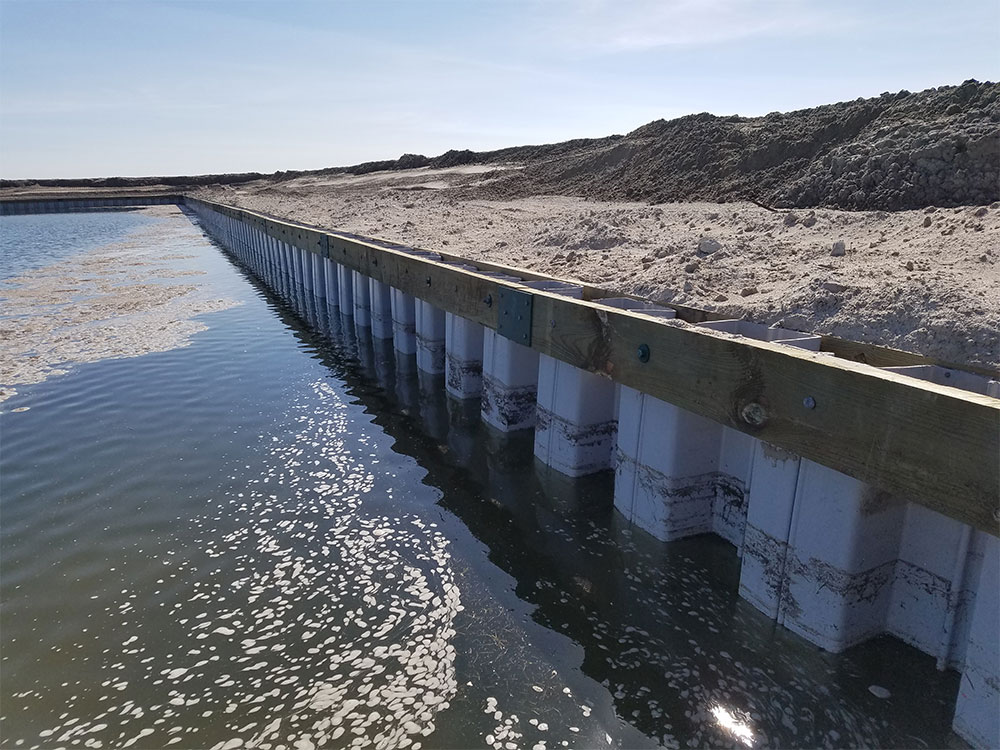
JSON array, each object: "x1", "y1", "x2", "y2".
[{"x1": 192, "y1": 165, "x2": 1000, "y2": 370}]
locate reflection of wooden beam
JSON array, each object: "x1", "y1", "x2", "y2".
[{"x1": 214, "y1": 198, "x2": 1000, "y2": 534}]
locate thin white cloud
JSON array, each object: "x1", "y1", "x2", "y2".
[{"x1": 550, "y1": 0, "x2": 852, "y2": 52}]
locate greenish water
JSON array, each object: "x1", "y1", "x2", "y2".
[{"x1": 0, "y1": 209, "x2": 964, "y2": 749}]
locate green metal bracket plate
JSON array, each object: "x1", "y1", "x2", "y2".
[{"x1": 497, "y1": 288, "x2": 533, "y2": 347}]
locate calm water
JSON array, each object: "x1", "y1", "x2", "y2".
[
  {"x1": 0, "y1": 209, "x2": 964, "y2": 749},
  {"x1": 0, "y1": 211, "x2": 157, "y2": 279}
]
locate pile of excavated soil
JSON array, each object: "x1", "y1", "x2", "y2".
[
  {"x1": 470, "y1": 80, "x2": 1000, "y2": 211},
  {"x1": 191, "y1": 169, "x2": 1000, "y2": 370}
]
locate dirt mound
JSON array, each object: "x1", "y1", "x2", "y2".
[
  {"x1": 474, "y1": 80, "x2": 999, "y2": 210},
  {"x1": 341, "y1": 136, "x2": 626, "y2": 176}
]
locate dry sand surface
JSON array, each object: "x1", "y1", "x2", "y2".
[{"x1": 192, "y1": 166, "x2": 1000, "y2": 370}]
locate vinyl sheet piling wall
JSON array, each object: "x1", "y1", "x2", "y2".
[{"x1": 4, "y1": 194, "x2": 996, "y2": 748}]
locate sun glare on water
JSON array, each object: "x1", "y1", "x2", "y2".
[{"x1": 710, "y1": 704, "x2": 756, "y2": 747}]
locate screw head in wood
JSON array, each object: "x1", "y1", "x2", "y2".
[
  {"x1": 484, "y1": 294, "x2": 493, "y2": 307},
  {"x1": 637, "y1": 343, "x2": 650, "y2": 363},
  {"x1": 741, "y1": 402, "x2": 768, "y2": 427},
  {"x1": 803, "y1": 396, "x2": 816, "y2": 409}
]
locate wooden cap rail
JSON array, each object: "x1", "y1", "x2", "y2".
[{"x1": 185, "y1": 196, "x2": 1000, "y2": 536}]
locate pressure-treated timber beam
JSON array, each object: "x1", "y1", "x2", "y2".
[{"x1": 189, "y1": 196, "x2": 1000, "y2": 535}]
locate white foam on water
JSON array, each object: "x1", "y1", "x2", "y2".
[
  {"x1": 0, "y1": 210, "x2": 240, "y2": 402},
  {"x1": 30, "y1": 379, "x2": 462, "y2": 750}
]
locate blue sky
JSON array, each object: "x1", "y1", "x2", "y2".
[{"x1": 1, "y1": 0, "x2": 998, "y2": 179}]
